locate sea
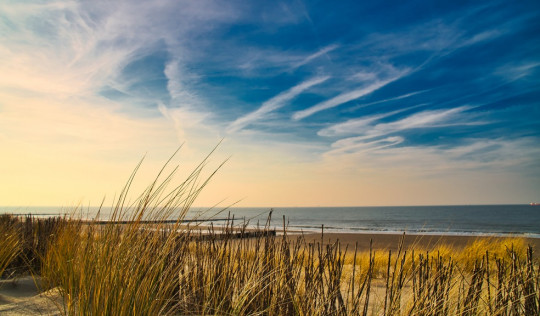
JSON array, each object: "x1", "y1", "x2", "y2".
[{"x1": 1, "y1": 205, "x2": 539, "y2": 238}]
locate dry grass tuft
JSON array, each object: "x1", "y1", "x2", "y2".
[{"x1": 0, "y1": 216, "x2": 21, "y2": 278}]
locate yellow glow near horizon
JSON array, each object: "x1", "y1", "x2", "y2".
[{"x1": 0, "y1": 87, "x2": 537, "y2": 207}]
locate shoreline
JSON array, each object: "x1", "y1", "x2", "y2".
[
  {"x1": 4, "y1": 212, "x2": 540, "y2": 250},
  {"x1": 283, "y1": 228, "x2": 540, "y2": 239}
]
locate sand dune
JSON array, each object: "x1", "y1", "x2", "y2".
[{"x1": 0, "y1": 277, "x2": 62, "y2": 316}]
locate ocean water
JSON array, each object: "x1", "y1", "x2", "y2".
[{"x1": 1, "y1": 205, "x2": 539, "y2": 238}]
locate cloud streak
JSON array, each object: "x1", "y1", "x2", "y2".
[
  {"x1": 320, "y1": 105, "x2": 478, "y2": 160},
  {"x1": 227, "y1": 76, "x2": 330, "y2": 133},
  {"x1": 357, "y1": 105, "x2": 475, "y2": 140},
  {"x1": 334, "y1": 105, "x2": 473, "y2": 138},
  {"x1": 323, "y1": 137, "x2": 540, "y2": 177},
  {"x1": 292, "y1": 71, "x2": 408, "y2": 120},
  {"x1": 291, "y1": 44, "x2": 338, "y2": 70},
  {"x1": 327, "y1": 136, "x2": 405, "y2": 156},
  {"x1": 318, "y1": 104, "x2": 428, "y2": 137},
  {"x1": 346, "y1": 90, "x2": 429, "y2": 112}
]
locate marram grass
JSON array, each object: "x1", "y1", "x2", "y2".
[
  {"x1": 38, "y1": 220, "x2": 540, "y2": 315},
  {"x1": 41, "y1": 147, "x2": 225, "y2": 315},
  {"x1": 2, "y1": 213, "x2": 538, "y2": 315},
  {"x1": 1, "y1": 151, "x2": 539, "y2": 315},
  {"x1": 0, "y1": 216, "x2": 20, "y2": 278}
]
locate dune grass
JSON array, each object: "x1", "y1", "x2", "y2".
[
  {"x1": 0, "y1": 214, "x2": 65, "y2": 278},
  {"x1": 2, "y1": 211, "x2": 538, "y2": 315},
  {"x1": 1, "y1": 150, "x2": 538, "y2": 315},
  {"x1": 36, "y1": 217, "x2": 538, "y2": 315},
  {"x1": 341, "y1": 237, "x2": 530, "y2": 278},
  {"x1": 39, "y1": 147, "x2": 225, "y2": 315},
  {"x1": 0, "y1": 216, "x2": 20, "y2": 278}
]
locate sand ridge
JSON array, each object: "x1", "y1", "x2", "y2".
[{"x1": 0, "y1": 276, "x2": 62, "y2": 316}]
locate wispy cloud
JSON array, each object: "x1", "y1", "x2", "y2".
[
  {"x1": 356, "y1": 105, "x2": 475, "y2": 140},
  {"x1": 319, "y1": 106, "x2": 479, "y2": 147},
  {"x1": 318, "y1": 104, "x2": 428, "y2": 137},
  {"x1": 320, "y1": 105, "x2": 479, "y2": 160},
  {"x1": 323, "y1": 136, "x2": 540, "y2": 178},
  {"x1": 158, "y1": 103, "x2": 208, "y2": 142},
  {"x1": 494, "y1": 61, "x2": 540, "y2": 82},
  {"x1": 292, "y1": 71, "x2": 407, "y2": 120},
  {"x1": 291, "y1": 44, "x2": 338, "y2": 70},
  {"x1": 318, "y1": 114, "x2": 386, "y2": 137},
  {"x1": 346, "y1": 90, "x2": 428, "y2": 112},
  {"x1": 227, "y1": 76, "x2": 330, "y2": 133},
  {"x1": 0, "y1": 0, "x2": 244, "y2": 125},
  {"x1": 327, "y1": 136, "x2": 405, "y2": 156}
]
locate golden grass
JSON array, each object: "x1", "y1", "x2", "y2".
[
  {"x1": 0, "y1": 214, "x2": 65, "y2": 278},
  {"x1": 341, "y1": 237, "x2": 530, "y2": 278},
  {"x1": 1, "y1": 149, "x2": 538, "y2": 315},
  {"x1": 38, "y1": 217, "x2": 538, "y2": 315},
  {"x1": 0, "y1": 218, "x2": 20, "y2": 278},
  {"x1": 1, "y1": 214, "x2": 538, "y2": 315},
  {"x1": 40, "y1": 147, "x2": 224, "y2": 315}
]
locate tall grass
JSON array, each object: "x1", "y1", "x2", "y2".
[
  {"x1": 0, "y1": 214, "x2": 65, "y2": 277},
  {"x1": 1, "y1": 150, "x2": 538, "y2": 315},
  {"x1": 41, "y1": 148, "x2": 225, "y2": 315},
  {"x1": 40, "y1": 216, "x2": 539, "y2": 315},
  {"x1": 0, "y1": 216, "x2": 20, "y2": 278}
]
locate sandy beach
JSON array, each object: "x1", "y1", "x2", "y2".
[
  {"x1": 0, "y1": 277, "x2": 62, "y2": 315},
  {"x1": 300, "y1": 232, "x2": 540, "y2": 252}
]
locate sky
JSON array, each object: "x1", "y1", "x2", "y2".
[{"x1": 0, "y1": 0, "x2": 539, "y2": 207}]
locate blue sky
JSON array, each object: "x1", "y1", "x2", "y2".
[{"x1": 0, "y1": 0, "x2": 539, "y2": 206}]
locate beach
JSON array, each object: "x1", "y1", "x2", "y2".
[
  {"x1": 300, "y1": 232, "x2": 540, "y2": 252},
  {"x1": 0, "y1": 277, "x2": 62, "y2": 315}
]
